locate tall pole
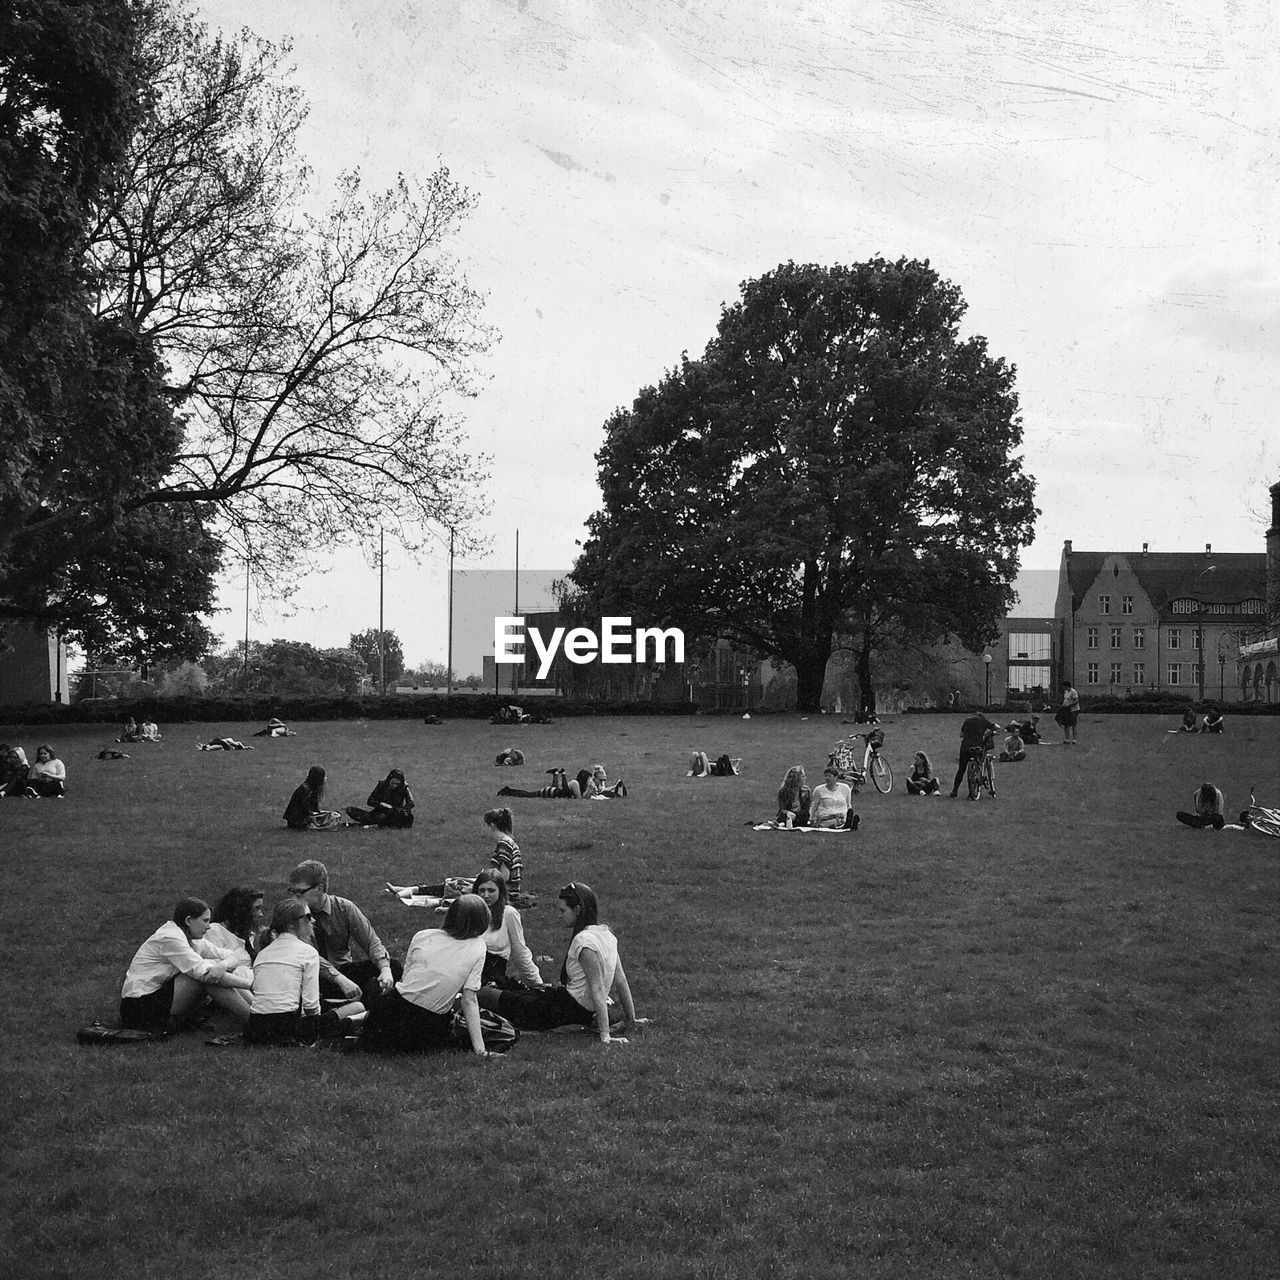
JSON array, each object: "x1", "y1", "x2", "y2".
[
  {"x1": 446, "y1": 528, "x2": 454, "y2": 697},
  {"x1": 512, "y1": 528, "x2": 520, "y2": 696},
  {"x1": 242, "y1": 555, "x2": 251, "y2": 683},
  {"x1": 378, "y1": 529, "x2": 386, "y2": 696}
]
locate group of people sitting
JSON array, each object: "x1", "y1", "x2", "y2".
[
  {"x1": 687, "y1": 751, "x2": 740, "y2": 777},
  {"x1": 284, "y1": 765, "x2": 417, "y2": 830},
  {"x1": 0, "y1": 742, "x2": 67, "y2": 798},
  {"x1": 117, "y1": 717, "x2": 162, "y2": 743},
  {"x1": 118, "y1": 858, "x2": 641, "y2": 1055},
  {"x1": 774, "y1": 764, "x2": 861, "y2": 829},
  {"x1": 1178, "y1": 707, "x2": 1225, "y2": 734}
]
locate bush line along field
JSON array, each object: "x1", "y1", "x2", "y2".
[{"x1": 3, "y1": 714, "x2": 1277, "y2": 1279}]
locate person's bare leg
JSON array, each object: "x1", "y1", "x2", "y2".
[{"x1": 208, "y1": 986, "x2": 253, "y2": 1023}]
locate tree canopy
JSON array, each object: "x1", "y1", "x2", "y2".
[
  {"x1": 571, "y1": 258, "x2": 1038, "y2": 712},
  {"x1": 2, "y1": 0, "x2": 490, "y2": 663},
  {"x1": 348, "y1": 628, "x2": 406, "y2": 689}
]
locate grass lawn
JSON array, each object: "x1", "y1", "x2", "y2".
[{"x1": 1, "y1": 711, "x2": 1277, "y2": 1279}]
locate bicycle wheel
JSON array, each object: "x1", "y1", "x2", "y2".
[
  {"x1": 870, "y1": 754, "x2": 893, "y2": 793},
  {"x1": 984, "y1": 759, "x2": 996, "y2": 798},
  {"x1": 1248, "y1": 809, "x2": 1280, "y2": 838},
  {"x1": 966, "y1": 756, "x2": 982, "y2": 800}
]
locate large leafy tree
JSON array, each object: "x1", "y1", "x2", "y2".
[
  {"x1": 572, "y1": 258, "x2": 1038, "y2": 712},
  {"x1": 348, "y1": 627, "x2": 406, "y2": 689}
]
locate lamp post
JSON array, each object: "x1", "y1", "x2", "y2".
[
  {"x1": 1194, "y1": 565, "x2": 1216, "y2": 702},
  {"x1": 983, "y1": 652, "x2": 992, "y2": 707}
]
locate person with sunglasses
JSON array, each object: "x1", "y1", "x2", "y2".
[
  {"x1": 478, "y1": 882, "x2": 640, "y2": 1045},
  {"x1": 246, "y1": 898, "x2": 365, "y2": 1045},
  {"x1": 285, "y1": 860, "x2": 399, "y2": 1003}
]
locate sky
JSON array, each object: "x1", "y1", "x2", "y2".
[{"x1": 198, "y1": 0, "x2": 1279, "y2": 672}]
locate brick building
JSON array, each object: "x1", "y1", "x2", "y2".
[{"x1": 1055, "y1": 541, "x2": 1266, "y2": 700}]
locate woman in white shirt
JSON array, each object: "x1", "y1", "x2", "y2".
[
  {"x1": 807, "y1": 766, "x2": 857, "y2": 829},
  {"x1": 360, "y1": 895, "x2": 491, "y2": 1055},
  {"x1": 471, "y1": 869, "x2": 543, "y2": 989},
  {"x1": 245, "y1": 899, "x2": 322, "y2": 1045},
  {"x1": 480, "y1": 882, "x2": 640, "y2": 1045},
  {"x1": 27, "y1": 744, "x2": 66, "y2": 797},
  {"x1": 119, "y1": 897, "x2": 253, "y2": 1031},
  {"x1": 206, "y1": 887, "x2": 265, "y2": 966}
]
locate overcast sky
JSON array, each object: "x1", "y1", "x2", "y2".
[{"x1": 198, "y1": 0, "x2": 1279, "y2": 669}]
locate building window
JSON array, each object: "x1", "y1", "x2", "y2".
[
  {"x1": 1110, "y1": 627, "x2": 1122, "y2": 649},
  {"x1": 1133, "y1": 628, "x2": 1144, "y2": 649},
  {"x1": 1098, "y1": 594, "x2": 1111, "y2": 614},
  {"x1": 1008, "y1": 633, "x2": 1051, "y2": 661},
  {"x1": 1121, "y1": 595, "x2": 1133, "y2": 614},
  {"x1": 1110, "y1": 663, "x2": 1122, "y2": 684},
  {"x1": 1087, "y1": 627, "x2": 1099, "y2": 649},
  {"x1": 1168, "y1": 629, "x2": 1181, "y2": 649},
  {"x1": 1133, "y1": 662, "x2": 1145, "y2": 685},
  {"x1": 1192, "y1": 631, "x2": 1202, "y2": 650},
  {"x1": 1168, "y1": 663, "x2": 1181, "y2": 686},
  {"x1": 1087, "y1": 663, "x2": 1099, "y2": 685}
]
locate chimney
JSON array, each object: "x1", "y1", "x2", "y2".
[
  {"x1": 1063, "y1": 539, "x2": 1072, "y2": 555},
  {"x1": 1142, "y1": 542, "x2": 1148, "y2": 554},
  {"x1": 1205, "y1": 543, "x2": 1212, "y2": 555}
]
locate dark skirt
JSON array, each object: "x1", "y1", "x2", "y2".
[
  {"x1": 360, "y1": 989, "x2": 456, "y2": 1053},
  {"x1": 496, "y1": 984, "x2": 595, "y2": 1033},
  {"x1": 245, "y1": 1011, "x2": 319, "y2": 1045},
  {"x1": 119, "y1": 976, "x2": 176, "y2": 1031}
]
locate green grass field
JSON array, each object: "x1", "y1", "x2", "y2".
[{"x1": 2, "y1": 712, "x2": 1277, "y2": 1279}]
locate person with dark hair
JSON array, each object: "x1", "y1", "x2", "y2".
[
  {"x1": 244, "y1": 899, "x2": 364, "y2": 1046},
  {"x1": 495, "y1": 747, "x2": 525, "y2": 766},
  {"x1": 253, "y1": 717, "x2": 297, "y2": 738},
  {"x1": 1199, "y1": 707, "x2": 1224, "y2": 734},
  {"x1": 119, "y1": 897, "x2": 254, "y2": 1032},
  {"x1": 479, "y1": 882, "x2": 640, "y2": 1044},
  {"x1": 24, "y1": 744, "x2": 66, "y2": 797},
  {"x1": 206, "y1": 887, "x2": 266, "y2": 966},
  {"x1": 688, "y1": 751, "x2": 739, "y2": 777},
  {"x1": 999, "y1": 727, "x2": 1026, "y2": 764},
  {"x1": 950, "y1": 712, "x2": 1000, "y2": 797},
  {"x1": 904, "y1": 751, "x2": 940, "y2": 795},
  {"x1": 1179, "y1": 708, "x2": 1198, "y2": 733},
  {"x1": 360, "y1": 895, "x2": 493, "y2": 1055},
  {"x1": 471, "y1": 869, "x2": 543, "y2": 989},
  {"x1": 286, "y1": 860, "x2": 399, "y2": 1003},
  {"x1": 498, "y1": 764, "x2": 627, "y2": 800},
  {"x1": 117, "y1": 717, "x2": 141, "y2": 744},
  {"x1": 483, "y1": 807, "x2": 523, "y2": 891},
  {"x1": 809, "y1": 765, "x2": 858, "y2": 829},
  {"x1": 1056, "y1": 680, "x2": 1080, "y2": 744},
  {"x1": 1176, "y1": 782, "x2": 1226, "y2": 830},
  {"x1": 283, "y1": 766, "x2": 345, "y2": 831},
  {"x1": 776, "y1": 765, "x2": 811, "y2": 826},
  {"x1": 197, "y1": 736, "x2": 252, "y2": 751},
  {"x1": 346, "y1": 768, "x2": 415, "y2": 827}
]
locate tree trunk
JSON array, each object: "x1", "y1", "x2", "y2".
[
  {"x1": 856, "y1": 637, "x2": 876, "y2": 717},
  {"x1": 794, "y1": 647, "x2": 832, "y2": 713}
]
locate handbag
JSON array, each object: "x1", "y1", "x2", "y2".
[
  {"x1": 450, "y1": 1006, "x2": 519, "y2": 1053},
  {"x1": 77, "y1": 1021, "x2": 168, "y2": 1045}
]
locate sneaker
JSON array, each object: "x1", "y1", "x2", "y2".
[
  {"x1": 23, "y1": 787, "x2": 39, "y2": 799},
  {"x1": 850, "y1": 814, "x2": 860, "y2": 830}
]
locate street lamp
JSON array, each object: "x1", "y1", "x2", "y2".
[
  {"x1": 1194, "y1": 564, "x2": 1216, "y2": 702},
  {"x1": 983, "y1": 652, "x2": 992, "y2": 707}
]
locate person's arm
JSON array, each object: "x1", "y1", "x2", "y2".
[
  {"x1": 301, "y1": 950, "x2": 321, "y2": 1016},
  {"x1": 609, "y1": 954, "x2": 638, "y2": 1032},
  {"x1": 579, "y1": 948, "x2": 621, "y2": 1044},
  {"x1": 181, "y1": 936, "x2": 252, "y2": 988},
  {"x1": 459, "y1": 987, "x2": 487, "y2": 1055},
  {"x1": 343, "y1": 902, "x2": 395, "y2": 990},
  {"x1": 504, "y1": 910, "x2": 544, "y2": 986}
]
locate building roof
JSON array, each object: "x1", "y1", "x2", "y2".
[{"x1": 1062, "y1": 550, "x2": 1265, "y2": 612}]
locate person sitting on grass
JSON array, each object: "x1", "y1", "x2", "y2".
[
  {"x1": 287, "y1": 860, "x2": 400, "y2": 1004},
  {"x1": 1019, "y1": 715, "x2": 1042, "y2": 745},
  {"x1": 117, "y1": 717, "x2": 141, "y2": 744},
  {"x1": 999, "y1": 728, "x2": 1026, "y2": 763},
  {"x1": 359, "y1": 895, "x2": 492, "y2": 1056},
  {"x1": 479, "y1": 881, "x2": 640, "y2": 1045},
  {"x1": 688, "y1": 751, "x2": 739, "y2": 777},
  {"x1": 139, "y1": 718, "x2": 162, "y2": 742},
  {"x1": 0, "y1": 743, "x2": 29, "y2": 796},
  {"x1": 1179, "y1": 708, "x2": 1198, "y2": 733},
  {"x1": 346, "y1": 767, "x2": 415, "y2": 828},
  {"x1": 1199, "y1": 707, "x2": 1225, "y2": 734},
  {"x1": 198, "y1": 736, "x2": 253, "y2": 751},
  {"x1": 206, "y1": 887, "x2": 266, "y2": 967},
  {"x1": 119, "y1": 896, "x2": 253, "y2": 1033},
  {"x1": 245, "y1": 899, "x2": 364, "y2": 1046},
  {"x1": 471, "y1": 868, "x2": 544, "y2": 989},
  {"x1": 386, "y1": 807, "x2": 527, "y2": 905},
  {"x1": 808, "y1": 764, "x2": 859, "y2": 830},
  {"x1": 283, "y1": 766, "x2": 346, "y2": 831},
  {"x1": 25, "y1": 744, "x2": 67, "y2": 797},
  {"x1": 776, "y1": 765, "x2": 811, "y2": 826},
  {"x1": 904, "y1": 751, "x2": 940, "y2": 795},
  {"x1": 1176, "y1": 782, "x2": 1226, "y2": 830},
  {"x1": 253, "y1": 717, "x2": 298, "y2": 738}
]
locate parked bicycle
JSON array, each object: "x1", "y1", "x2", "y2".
[
  {"x1": 829, "y1": 729, "x2": 893, "y2": 794},
  {"x1": 965, "y1": 731, "x2": 997, "y2": 801},
  {"x1": 1240, "y1": 785, "x2": 1280, "y2": 838}
]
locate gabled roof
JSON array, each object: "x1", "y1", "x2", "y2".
[{"x1": 1062, "y1": 551, "x2": 1266, "y2": 612}]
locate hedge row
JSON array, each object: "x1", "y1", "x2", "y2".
[
  {"x1": 0, "y1": 694, "x2": 702, "y2": 727},
  {"x1": 905, "y1": 699, "x2": 1279, "y2": 717}
]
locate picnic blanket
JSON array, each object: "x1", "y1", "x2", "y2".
[{"x1": 751, "y1": 822, "x2": 855, "y2": 833}]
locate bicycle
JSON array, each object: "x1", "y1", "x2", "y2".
[
  {"x1": 1240, "y1": 786, "x2": 1280, "y2": 839},
  {"x1": 828, "y1": 731, "x2": 893, "y2": 794},
  {"x1": 965, "y1": 736, "x2": 997, "y2": 801}
]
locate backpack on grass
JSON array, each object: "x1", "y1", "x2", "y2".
[{"x1": 451, "y1": 1007, "x2": 519, "y2": 1053}]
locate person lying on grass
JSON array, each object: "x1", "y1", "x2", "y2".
[
  {"x1": 206, "y1": 887, "x2": 265, "y2": 966},
  {"x1": 119, "y1": 896, "x2": 253, "y2": 1033},
  {"x1": 1175, "y1": 782, "x2": 1226, "y2": 830},
  {"x1": 904, "y1": 751, "x2": 940, "y2": 795},
  {"x1": 495, "y1": 747, "x2": 525, "y2": 765},
  {"x1": 287, "y1": 859, "x2": 401, "y2": 1004},
  {"x1": 252, "y1": 718, "x2": 298, "y2": 737},
  {"x1": 808, "y1": 765, "x2": 859, "y2": 830},
  {"x1": 360, "y1": 894, "x2": 492, "y2": 1056},
  {"x1": 498, "y1": 764, "x2": 627, "y2": 799},
  {"x1": 346, "y1": 767, "x2": 415, "y2": 828},
  {"x1": 198, "y1": 736, "x2": 253, "y2": 751},
  {"x1": 283, "y1": 765, "x2": 347, "y2": 831},
  {"x1": 688, "y1": 751, "x2": 740, "y2": 777},
  {"x1": 776, "y1": 765, "x2": 811, "y2": 826},
  {"x1": 245, "y1": 899, "x2": 364, "y2": 1046},
  {"x1": 387, "y1": 807, "x2": 528, "y2": 902},
  {"x1": 479, "y1": 881, "x2": 642, "y2": 1045}
]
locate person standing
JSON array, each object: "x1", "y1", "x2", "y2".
[
  {"x1": 1058, "y1": 679, "x2": 1080, "y2": 745},
  {"x1": 950, "y1": 712, "x2": 999, "y2": 797}
]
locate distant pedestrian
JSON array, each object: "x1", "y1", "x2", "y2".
[{"x1": 1056, "y1": 680, "x2": 1080, "y2": 744}]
